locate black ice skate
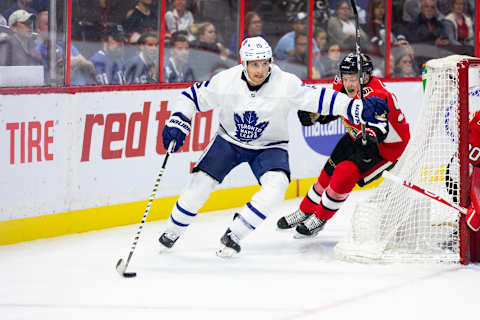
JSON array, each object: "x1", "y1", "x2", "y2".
[
  {"x1": 294, "y1": 214, "x2": 327, "y2": 238},
  {"x1": 277, "y1": 209, "x2": 309, "y2": 230},
  {"x1": 216, "y1": 229, "x2": 241, "y2": 258},
  {"x1": 158, "y1": 231, "x2": 179, "y2": 249}
]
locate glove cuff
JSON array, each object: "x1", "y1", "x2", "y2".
[
  {"x1": 347, "y1": 100, "x2": 364, "y2": 124},
  {"x1": 355, "y1": 127, "x2": 377, "y2": 139},
  {"x1": 167, "y1": 113, "x2": 191, "y2": 135}
]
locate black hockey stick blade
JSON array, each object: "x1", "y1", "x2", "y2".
[{"x1": 116, "y1": 258, "x2": 137, "y2": 278}]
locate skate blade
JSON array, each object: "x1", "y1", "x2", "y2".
[
  {"x1": 156, "y1": 239, "x2": 172, "y2": 254},
  {"x1": 293, "y1": 232, "x2": 319, "y2": 240},
  {"x1": 216, "y1": 246, "x2": 237, "y2": 258},
  {"x1": 276, "y1": 226, "x2": 297, "y2": 232}
]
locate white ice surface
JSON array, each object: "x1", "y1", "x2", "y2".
[{"x1": 1, "y1": 189, "x2": 479, "y2": 320}]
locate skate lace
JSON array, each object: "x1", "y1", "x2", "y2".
[
  {"x1": 304, "y1": 215, "x2": 326, "y2": 231},
  {"x1": 285, "y1": 209, "x2": 307, "y2": 225},
  {"x1": 164, "y1": 230, "x2": 180, "y2": 241},
  {"x1": 229, "y1": 232, "x2": 240, "y2": 245}
]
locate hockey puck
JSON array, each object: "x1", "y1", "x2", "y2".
[
  {"x1": 121, "y1": 271, "x2": 137, "y2": 278},
  {"x1": 116, "y1": 258, "x2": 137, "y2": 278}
]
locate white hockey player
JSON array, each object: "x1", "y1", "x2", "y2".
[{"x1": 159, "y1": 36, "x2": 389, "y2": 257}]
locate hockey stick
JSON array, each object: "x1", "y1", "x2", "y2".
[
  {"x1": 382, "y1": 171, "x2": 467, "y2": 214},
  {"x1": 116, "y1": 140, "x2": 176, "y2": 278},
  {"x1": 349, "y1": 0, "x2": 367, "y2": 145}
]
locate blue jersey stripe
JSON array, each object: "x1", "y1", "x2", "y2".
[
  {"x1": 181, "y1": 91, "x2": 200, "y2": 112},
  {"x1": 180, "y1": 87, "x2": 200, "y2": 112},
  {"x1": 247, "y1": 202, "x2": 267, "y2": 220},
  {"x1": 176, "y1": 202, "x2": 197, "y2": 217},
  {"x1": 347, "y1": 99, "x2": 354, "y2": 122},
  {"x1": 329, "y1": 91, "x2": 338, "y2": 115},
  {"x1": 170, "y1": 216, "x2": 189, "y2": 227},
  {"x1": 190, "y1": 86, "x2": 200, "y2": 111},
  {"x1": 236, "y1": 213, "x2": 255, "y2": 230},
  {"x1": 317, "y1": 87, "x2": 326, "y2": 113}
]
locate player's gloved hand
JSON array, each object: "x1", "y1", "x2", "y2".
[
  {"x1": 162, "y1": 112, "x2": 191, "y2": 152},
  {"x1": 297, "y1": 110, "x2": 339, "y2": 126},
  {"x1": 466, "y1": 205, "x2": 480, "y2": 231},
  {"x1": 354, "y1": 128, "x2": 379, "y2": 163},
  {"x1": 297, "y1": 110, "x2": 317, "y2": 126},
  {"x1": 348, "y1": 96, "x2": 389, "y2": 124}
]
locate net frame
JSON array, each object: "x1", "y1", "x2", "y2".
[{"x1": 334, "y1": 56, "x2": 480, "y2": 264}]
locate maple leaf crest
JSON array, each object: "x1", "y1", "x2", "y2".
[{"x1": 234, "y1": 111, "x2": 269, "y2": 142}]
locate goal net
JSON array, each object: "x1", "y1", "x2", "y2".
[{"x1": 335, "y1": 55, "x2": 480, "y2": 263}]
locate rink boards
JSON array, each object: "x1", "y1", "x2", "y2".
[{"x1": 0, "y1": 81, "x2": 422, "y2": 244}]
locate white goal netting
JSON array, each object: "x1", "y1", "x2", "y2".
[{"x1": 335, "y1": 55, "x2": 480, "y2": 263}]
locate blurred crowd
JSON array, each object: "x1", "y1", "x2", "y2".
[{"x1": 0, "y1": 0, "x2": 477, "y2": 86}]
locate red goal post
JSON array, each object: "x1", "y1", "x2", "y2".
[
  {"x1": 334, "y1": 55, "x2": 480, "y2": 264},
  {"x1": 458, "y1": 58, "x2": 480, "y2": 263}
]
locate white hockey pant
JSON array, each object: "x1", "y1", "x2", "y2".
[
  {"x1": 229, "y1": 171, "x2": 290, "y2": 240},
  {"x1": 165, "y1": 171, "x2": 218, "y2": 235}
]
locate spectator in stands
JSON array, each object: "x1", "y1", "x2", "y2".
[
  {"x1": 189, "y1": 22, "x2": 228, "y2": 57},
  {"x1": 164, "y1": 31, "x2": 194, "y2": 82},
  {"x1": 328, "y1": 0, "x2": 368, "y2": 24},
  {"x1": 367, "y1": 0, "x2": 409, "y2": 56},
  {"x1": 32, "y1": 0, "x2": 48, "y2": 12},
  {"x1": 315, "y1": 41, "x2": 342, "y2": 78},
  {"x1": 0, "y1": 13, "x2": 6, "y2": 26},
  {"x1": 277, "y1": 32, "x2": 318, "y2": 79},
  {"x1": 280, "y1": 0, "x2": 330, "y2": 28},
  {"x1": 371, "y1": 52, "x2": 395, "y2": 77},
  {"x1": 125, "y1": 32, "x2": 158, "y2": 83},
  {"x1": 72, "y1": 0, "x2": 128, "y2": 59},
  {"x1": 436, "y1": 0, "x2": 474, "y2": 17},
  {"x1": 123, "y1": 0, "x2": 158, "y2": 42},
  {"x1": 35, "y1": 10, "x2": 96, "y2": 85},
  {"x1": 3, "y1": 0, "x2": 36, "y2": 22},
  {"x1": 165, "y1": 0, "x2": 194, "y2": 38},
  {"x1": 392, "y1": 49, "x2": 419, "y2": 77},
  {"x1": 403, "y1": 0, "x2": 422, "y2": 23},
  {"x1": 314, "y1": 26, "x2": 328, "y2": 55},
  {"x1": 228, "y1": 11, "x2": 266, "y2": 55},
  {"x1": 407, "y1": 0, "x2": 449, "y2": 70},
  {"x1": 188, "y1": 22, "x2": 234, "y2": 80},
  {"x1": 403, "y1": 0, "x2": 445, "y2": 23},
  {"x1": 443, "y1": 0, "x2": 473, "y2": 46},
  {"x1": 327, "y1": 0, "x2": 370, "y2": 51},
  {"x1": 274, "y1": 12, "x2": 320, "y2": 60},
  {"x1": 167, "y1": 0, "x2": 200, "y2": 16},
  {"x1": 89, "y1": 23, "x2": 127, "y2": 84},
  {"x1": 0, "y1": 10, "x2": 41, "y2": 66},
  {"x1": 408, "y1": 0, "x2": 449, "y2": 46}
]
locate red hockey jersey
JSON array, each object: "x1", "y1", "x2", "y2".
[
  {"x1": 333, "y1": 75, "x2": 411, "y2": 162},
  {"x1": 470, "y1": 111, "x2": 480, "y2": 168}
]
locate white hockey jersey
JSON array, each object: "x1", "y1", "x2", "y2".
[{"x1": 174, "y1": 64, "x2": 360, "y2": 150}]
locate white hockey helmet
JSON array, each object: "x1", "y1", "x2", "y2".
[{"x1": 239, "y1": 36, "x2": 273, "y2": 82}]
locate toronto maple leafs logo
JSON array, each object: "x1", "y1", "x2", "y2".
[{"x1": 234, "y1": 111, "x2": 269, "y2": 142}]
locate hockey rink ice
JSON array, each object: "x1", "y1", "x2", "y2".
[{"x1": 1, "y1": 189, "x2": 479, "y2": 320}]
